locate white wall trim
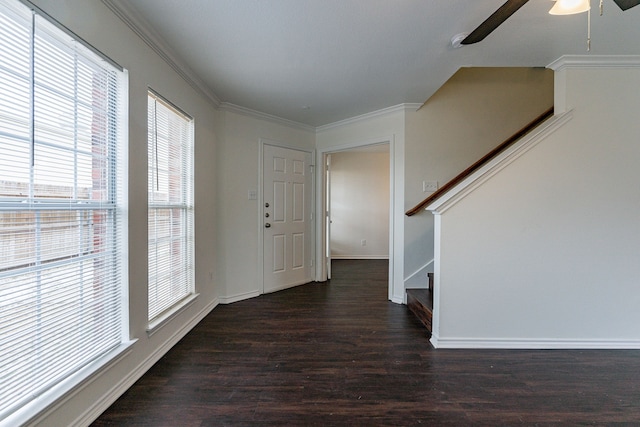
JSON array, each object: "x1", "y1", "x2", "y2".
[
  {"x1": 430, "y1": 336, "x2": 640, "y2": 350},
  {"x1": 404, "y1": 259, "x2": 433, "y2": 287},
  {"x1": 99, "y1": 2, "x2": 430, "y2": 135},
  {"x1": 146, "y1": 293, "x2": 200, "y2": 337},
  {"x1": 102, "y1": 2, "x2": 426, "y2": 135},
  {"x1": 315, "y1": 136, "x2": 396, "y2": 281},
  {"x1": 218, "y1": 290, "x2": 261, "y2": 305},
  {"x1": 390, "y1": 296, "x2": 404, "y2": 305},
  {"x1": 427, "y1": 110, "x2": 573, "y2": 215},
  {"x1": 316, "y1": 104, "x2": 422, "y2": 133},
  {"x1": 389, "y1": 133, "x2": 405, "y2": 305},
  {"x1": 431, "y1": 214, "x2": 441, "y2": 340},
  {"x1": 221, "y1": 102, "x2": 315, "y2": 133},
  {"x1": 331, "y1": 255, "x2": 390, "y2": 260},
  {"x1": 12, "y1": 341, "x2": 135, "y2": 427},
  {"x1": 40, "y1": 297, "x2": 219, "y2": 427},
  {"x1": 101, "y1": 0, "x2": 221, "y2": 108},
  {"x1": 315, "y1": 135, "x2": 403, "y2": 305},
  {"x1": 548, "y1": 54, "x2": 640, "y2": 72},
  {"x1": 260, "y1": 279, "x2": 311, "y2": 294}
]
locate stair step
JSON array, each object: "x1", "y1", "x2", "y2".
[{"x1": 406, "y1": 288, "x2": 432, "y2": 334}]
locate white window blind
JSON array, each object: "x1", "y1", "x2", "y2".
[
  {"x1": 0, "y1": 0, "x2": 126, "y2": 422},
  {"x1": 147, "y1": 91, "x2": 194, "y2": 323}
]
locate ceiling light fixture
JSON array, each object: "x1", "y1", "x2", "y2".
[
  {"x1": 549, "y1": 0, "x2": 599, "y2": 51},
  {"x1": 549, "y1": 0, "x2": 590, "y2": 15}
]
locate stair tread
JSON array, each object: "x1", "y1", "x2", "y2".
[{"x1": 406, "y1": 288, "x2": 432, "y2": 311}]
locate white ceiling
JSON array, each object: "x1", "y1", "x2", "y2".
[{"x1": 111, "y1": 0, "x2": 640, "y2": 127}]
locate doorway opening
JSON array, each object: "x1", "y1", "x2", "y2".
[{"x1": 316, "y1": 139, "x2": 396, "y2": 301}]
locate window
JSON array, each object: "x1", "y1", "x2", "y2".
[
  {"x1": 147, "y1": 91, "x2": 194, "y2": 326},
  {"x1": 0, "y1": 0, "x2": 126, "y2": 423}
]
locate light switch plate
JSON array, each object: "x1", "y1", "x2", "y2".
[{"x1": 423, "y1": 181, "x2": 438, "y2": 192}]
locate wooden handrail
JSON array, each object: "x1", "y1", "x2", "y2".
[{"x1": 405, "y1": 106, "x2": 554, "y2": 216}]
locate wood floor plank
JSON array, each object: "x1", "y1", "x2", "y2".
[{"x1": 92, "y1": 260, "x2": 640, "y2": 426}]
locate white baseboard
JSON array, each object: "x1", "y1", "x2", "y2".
[
  {"x1": 430, "y1": 336, "x2": 640, "y2": 349},
  {"x1": 218, "y1": 289, "x2": 261, "y2": 304},
  {"x1": 390, "y1": 295, "x2": 404, "y2": 305},
  {"x1": 218, "y1": 278, "x2": 318, "y2": 305},
  {"x1": 429, "y1": 333, "x2": 439, "y2": 349},
  {"x1": 262, "y1": 279, "x2": 311, "y2": 294},
  {"x1": 330, "y1": 255, "x2": 389, "y2": 260},
  {"x1": 71, "y1": 298, "x2": 219, "y2": 426}
]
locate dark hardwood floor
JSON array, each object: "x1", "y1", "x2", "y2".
[{"x1": 93, "y1": 260, "x2": 640, "y2": 426}]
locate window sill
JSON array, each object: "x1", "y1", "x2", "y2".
[
  {"x1": 146, "y1": 293, "x2": 200, "y2": 337},
  {"x1": 5, "y1": 339, "x2": 137, "y2": 427}
]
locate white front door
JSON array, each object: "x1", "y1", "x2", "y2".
[{"x1": 263, "y1": 144, "x2": 313, "y2": 293}]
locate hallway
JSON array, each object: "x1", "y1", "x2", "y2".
[{"x1": 93, "y1": 260, "x2": 640, "y2": 425}]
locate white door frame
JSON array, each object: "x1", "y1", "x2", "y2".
[
  {"x1": 325, "y1": 153, "x2": 332, "y2": 280},
  {"x1": 259, "y1": 138, "x2": 316, "y2": 295},
  {"x1": 315, "y1": 135, "x2": 404, "y2": 303}
]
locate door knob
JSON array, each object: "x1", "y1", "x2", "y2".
[{"x1": 265, "y1": 223, "x2": 271, "y2": 228}]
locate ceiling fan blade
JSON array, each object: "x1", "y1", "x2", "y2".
[
  {"x1": 461, "y1": 0, "x2": 530, "y2": 45},
  {"x1": 612, "y1": 0, "x2": 640, "y2": 10}
]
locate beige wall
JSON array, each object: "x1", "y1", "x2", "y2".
[
  {"x1": 329, "y1": 150, "x2": 390, "y2": 259},
  {"x1": 404, "y1": 67, "x2": 554, "y2": 287}
]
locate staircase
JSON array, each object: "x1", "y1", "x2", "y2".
[
  {"x1": 405, "y1": 107, "x2": 554, "y2": 217},
  {"x1": 406, "y1": 273, "x2": 433, "y2": 335},
  {"x1": 404, "y1": 106, "x2": 555, "y2": 337}
]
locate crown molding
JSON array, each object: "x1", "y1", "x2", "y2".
[
  {"x1": 99, "y1": 2, "x2": 427, "y2": 134},
  {"x1": 548, "y1": 55, "x2": 640, "y2": 72},
  {"x1": 316, "y1": 103, "x2": 422, "y2": 133},
  {"x1": 220, "y1": 103, "x2": 316, "y2": 132},
  {"x1": 101, "y1": 0, "x2": 221, "y2": 108}
]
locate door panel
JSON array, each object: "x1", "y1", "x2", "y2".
[
  {"x1": 292, "y1": 182, "x2": 304, "y2": 222},
  {"x1": 272, "y1": 234, "x2": 285, "y2": 272},
  {"x1": 273, "y1": 181, "x2": 286, "y2": 222},
  {"x1": 263, "y1": 144, "x2": 312, "y2": 293},
  {"x1": 293, "y1": 232, "x2": 304, "y2": 268}
]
